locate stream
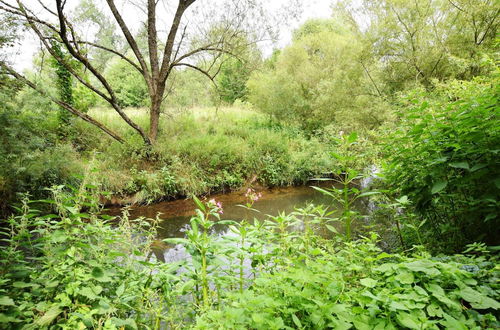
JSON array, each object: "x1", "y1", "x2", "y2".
[{"x1": 105, "y1": 182, "x2": 377, "y2": 262}]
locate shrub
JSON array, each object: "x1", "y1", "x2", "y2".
[{"x1": 384, "y1": 73, "x2": 500, "y2": 252}]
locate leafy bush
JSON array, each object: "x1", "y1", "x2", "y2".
[
  {"x1": 385, "y1": 73, "x2": 500, "y2": 252},
  {"x1": 0, "y1": 188, "x2": 166, "y2": 328},
  {"x1": 0, "y1": 106, "x2": 82, "y2": 213},
  {"x1": 197, "y1": 241, "x2": 499, "y2": 329}
]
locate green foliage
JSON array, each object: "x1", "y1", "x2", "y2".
[
  {"x1": 217, "y1": 57, "x2": 251, "y2": 103},
  {"x1": 50, "y1": 41, "x2": 74, "y2": 130},
  {"x1": 385, "y1": 73, "x2": 500, "y2": 252},
  {"x1": 247, "y1": 18, "x2": 390, "y2": 133},
  {"x1": 1, "y1": 185, "x2": 498, "y2": 328},
  {"x1": 313, "y1": 132, "x2": 380, "y2": 241},
  {"x1": 104, "y1": 57, "x2": 149, "y2": 108},
  {"x1": 164, "y1": 68, "x2": 214, "y2": 109},
  {"x1": 79, "y1": 107, "x2": 334, "y2": 203},
  {"x1": 197, "y1": 238, "x2": 499, "y2": 329},
  {"x1": 0, "y1": 186, "x2": 166, "y2": 328},
  {"x1": 0, "y1": 106, "x2": 82, "y2": 214},
  {"x1": 352, "y1": 0, "x2": 499, "y2": 91}
]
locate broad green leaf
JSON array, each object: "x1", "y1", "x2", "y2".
[
  {"x1": 404, "y1": 260, "x2": 440, "y2": 276},
  {"x1": 311, "y1": 186, "x2": 335, "y2": 198},
  {"x1": 389, "y1": 301, "x2": 409, "y2": 311},
  {"x1": 347, "y1": 132, "x2": 358, "y2": 144},
  {"x1": 109, "y1": 317, "x2": 138, "y2": 330},
  {"x1": 440, "y1": 313, "x2": 467, "y2": 330},
  {"x1": 91, "y1": 267, "x2": 104, "y2": 279},
  {"x1": 470, "y1": 163, "x2": 487, "y2": 172},
  {"x1": 360, "y1": 278, "x2": 378, "y2": 288},
  {"x1": 325, "y1": 224, "x2": 338, "y2": 233},
  {"x1": 34, "y1": 306, "x2": 62, "y2": 326},
  {"x1": 192, "y1": 195, "x2": 206, "y2": 212},
  {"x1": 431, "y1": 180, "x2": 447, "y2": 194},
  {"x1": 0, "y1": 296, "x2": 14, "y2": 306},
  {"x1": 291, "y1": 313, "x2": 302, "y2": 328},
  {"x1": 449, "y1": 162, "x2": 469, "y2": 170},
  {"x1": 458, "y1": 286, "x2": 500, "y2": 309},
  {"x1": 395, "y1": 271, "x2": 414, "y2": 284},
  {"x1": 396, "y1": 312, "x2": 420, "y2": 329}
]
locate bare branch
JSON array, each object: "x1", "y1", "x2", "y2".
[
  {"x1": 54, "y1": 0, "x2": 151, "y2": 144},
  {"x1": 104, "y1": 0, "x2": 150, "y2": 83},
  {"x1": 76, "y1": 40, "x2": 143, "y2": 74}
]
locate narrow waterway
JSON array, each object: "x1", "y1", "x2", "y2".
[{"x1": 105, "y1": 182, "x2": 377, "y2": 262}]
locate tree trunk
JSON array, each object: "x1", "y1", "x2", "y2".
[
  {"x1": 149, "y1": 101, "x2": 160, "y2": 143},
  {"x1": 149, "y1": 84, "x2": 165, "y2": 143}
]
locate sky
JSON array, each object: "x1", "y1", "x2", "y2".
[{"x1": 11, "y1": 0, "x2": 333, "y2": 71}]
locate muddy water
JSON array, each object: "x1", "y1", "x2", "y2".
[{"x1": 106, "y1": 183, "x2": 369, "y2": 261}]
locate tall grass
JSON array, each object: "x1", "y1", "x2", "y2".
[{"x1": 72, "y1": 106, "x2": 334, "y2": 204}]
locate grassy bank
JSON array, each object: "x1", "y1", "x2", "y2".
[
  {"x1": 1, "y1": 105, "x2": 340, "y2": 210},
  {"x1": 81, "y1": 106, "x2": 337, "y2": 204}
]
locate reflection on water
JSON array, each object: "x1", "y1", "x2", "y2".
[{"x1": 106, "y1": 183, "x2": 369, "y2": 261}]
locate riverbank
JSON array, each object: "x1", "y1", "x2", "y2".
[{"x1": 4, "y1": 105, "x2": 374, "y2": 213}]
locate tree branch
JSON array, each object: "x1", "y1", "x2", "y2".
[
  {"x1": 1, "y1": 61, "x2": 125, "y2": 143},
  {"x1": 104, "y1": 0, "x2": 151, "y2": 84}
]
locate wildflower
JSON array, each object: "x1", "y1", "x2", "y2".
[{"x1": 207, "y1": 198, "x2": 223, "y2": 215}]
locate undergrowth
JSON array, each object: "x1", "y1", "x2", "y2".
[{"x1": 0, "y1": 185, "x2": 498, "y2": 329}]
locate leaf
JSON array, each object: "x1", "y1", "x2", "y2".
[
  {"x1": 360, "y1": 278, "x2": 378, "y2": 288},
  {"x1": 180, "y1": 280, "x2": 196, "y2": 294},
  {"x1": 396, "y1": 312, "x2": 420, "y2": 329},
  {"x1": 116, "y1": 284, "x2": 125, "y2": 297},
  {"x1": 0, "y1": 296, "x2": 14, "y2": 306},
  {"x1": 357, "y1": 191, "x2": 380, "y2": 198},
  {"x1": 78, "y1": 287, "x2": 100, "y2": 300},
  {"x1": 34, "y1": 306, "x2": 62, "y2": 326},
  {"x1": 311, "y1": 186, "x2": 335, "y2": 198},
  {"x1": 470, "y1": 163, "x2": 487, "y2": 172},
  {"x1": 325, "y1": 224, "x2": 338, "y2": 233},
  {"x1": 192, "y1": 195, "x2": 206, "y2": 212},
  {"x1": 390, "y1": 301, "x2": 409, "y2": 311},
  {"x1": 449, "y1": 162, "x2": 469, "y2": 170},
  {"x1": 405, "y1": 260, "x2": 441, "y2": 276},
  {"x1": 458, "y1": 286, "x2": 500, "y2": 309},
  {"x1": 431, "y1": 180, "x2": 448, "y2": 194},
  {"x1": 91, "y1": 267, "x2": 104, "y2": 279},
  {"x1": 347, "y1": 132, "x2": 358, "y2": 144},
  {"x1": 395, "y1": 271, "x2": 414, "y2": 284},
  {"x1": 291, "y1": 313, "x2": 302, "y2": 328},
  {"x1": 440, "y1": 313, "x2": 467, "y2": 330},
  {"x1": 109, "y1": 317, "x2": 138, "y2": 330}
]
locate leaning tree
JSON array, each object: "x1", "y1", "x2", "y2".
[{"x1": 0, "y1": 0, "x2": 298, "y2": 145}]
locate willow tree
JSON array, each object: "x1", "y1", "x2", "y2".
[{"x1": 0, "y1": 0, "x2": 296, "y2": 145}]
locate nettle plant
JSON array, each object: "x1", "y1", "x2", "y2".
[
  {"x1": 312, "y1": 132, "x2": 380, "y2": 241},
  {"x1": 1, "y1": 183, "x2": 499, "y2": 329},
  {"x1": 196, "y1": 237, "x2": 500, "y2": 329},
  {"x1": 385, "y1": 75, "x2": 500, "y2": 252},
  {"x1": 0, "y1": 185, "x2": 168, "y2": 328}
]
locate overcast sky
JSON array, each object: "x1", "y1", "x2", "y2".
[{"x1": 12, "y1": 0, "x2": 333, "y2": 71}]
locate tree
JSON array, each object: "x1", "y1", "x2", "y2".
[
  {"x1": 247, "y1": 18, "x2": 390, "y2": 132},
  {"x1": 0, "y1": 0, "x2": 297, "y2": 145},
  {"x1": 340, "y1": 0, "x2": 499, "y2": 91}
]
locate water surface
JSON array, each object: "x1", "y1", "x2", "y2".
[{"x1": 106, "y1": 183, "x2": 371, "y2": 261}]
